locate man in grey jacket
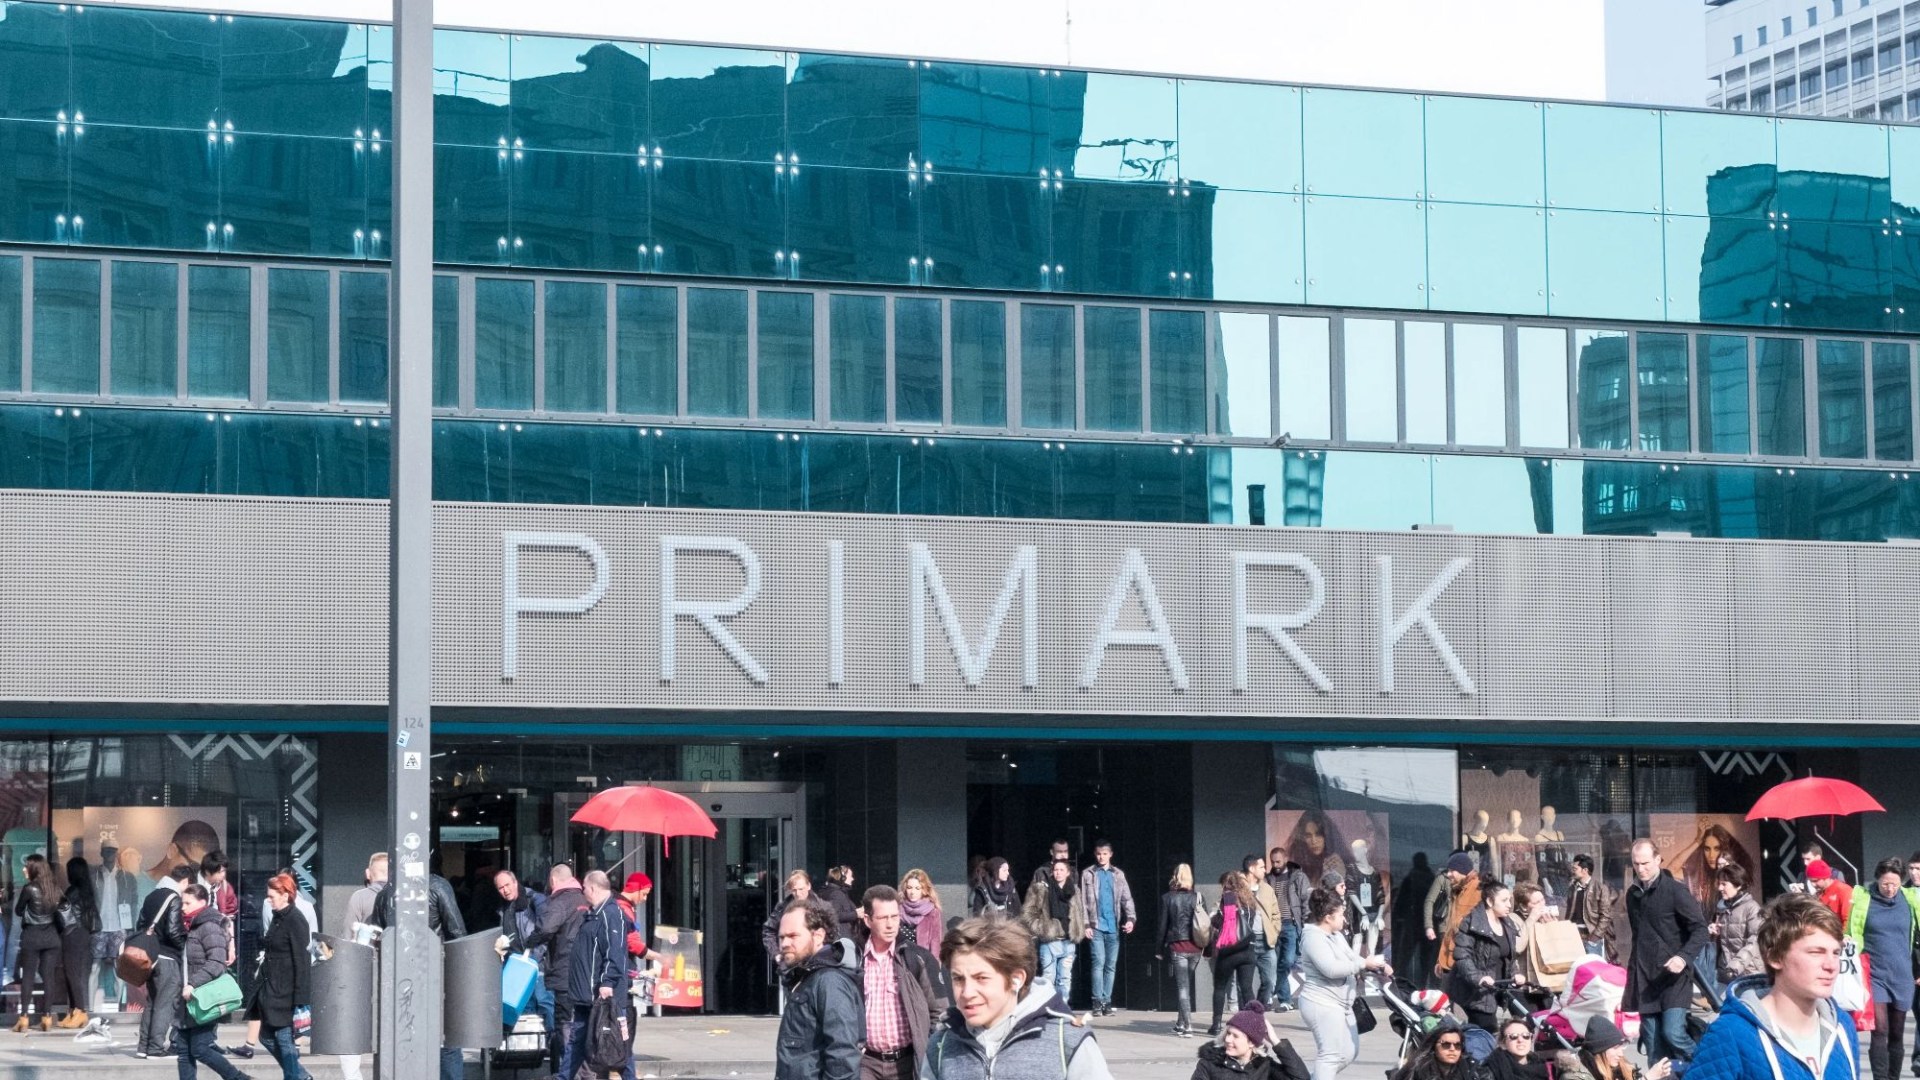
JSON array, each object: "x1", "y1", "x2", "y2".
[
  {"x1": 774, "y1": 901, "x2": 862, "y2": 1080},
  {"x1": 1078, "y1": 841, "x2": 1136, "y2": 1017}
]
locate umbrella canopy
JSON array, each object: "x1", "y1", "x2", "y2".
[
  {"x1": 1745, "y1": 776, "x2": 1884, "y2": 822},
  {"x1": 572, "y1": 785, "x2": 718, "y2": 842}
]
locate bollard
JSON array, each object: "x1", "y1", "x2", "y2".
[
  {"x1": 442, "y1": 930, "x2": 505, "y2": 1050},
  {"x1": 311, "y1": 934, "x2": 377, "y2": 1056}
]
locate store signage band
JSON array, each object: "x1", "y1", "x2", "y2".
[{"x1": 499, "y1": 531, "x2": 1475, "y2": 696}]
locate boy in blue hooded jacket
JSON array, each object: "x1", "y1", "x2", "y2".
[{"x1": 1689, "y1": 894, "x2": 1859, "y2": 1080}]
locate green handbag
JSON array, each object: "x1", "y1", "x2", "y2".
[{"x1": 186, "y1": 972, "x2": 243, "y2": 1026}]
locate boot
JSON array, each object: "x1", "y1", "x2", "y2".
[
  {"x1": 11, "y1": 1016, "x2": 26, "y2": 1034},
  {"x1": 38, "y1": 1015, "x2": 51, "y2": 1032},
  {"x1": 58, "y1": 1009, "x2": 86, "y2": 1029}
]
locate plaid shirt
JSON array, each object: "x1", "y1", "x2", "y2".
[{"x1": 862, "y1": 940, "x2": 910, "y2": 1053}]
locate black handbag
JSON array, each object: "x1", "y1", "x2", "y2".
[
  {"x1": 584, "y1": 995, "x2": 629, "y2": 1073},
  {"x1": 1352, "y1": 994, "x2": 1378, "y2": 1035}
]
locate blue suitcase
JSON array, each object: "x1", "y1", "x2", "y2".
[{"x1": 501, "y1": 953, "x2": 540, "y2": 1024}]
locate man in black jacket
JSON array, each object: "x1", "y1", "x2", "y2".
[
  {"x1": 370, "y1": 870, "x2": 467, "y2": 1080},
  {"x1": 560, "y1": 871, "x2": 634, "y2": 1080},
  {"x1": 525, "y1": 864, "x2": 591, "y2": 1076},
  {"x1": 775, "y1": 901, "x2": 862, "y2": 1080},
  {"x1": 135, "y1": 864, "x2": 194, "y2": 1059},
  {"x1": 1625, "y1": 839, "x2": 1708, "y2": 1069}
]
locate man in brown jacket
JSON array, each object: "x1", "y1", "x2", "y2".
[
  {"x1": 1435, "y1": 853, "x2": 1482, "y2": 978},
  {"x1": 1567, "y1": 853, "x2": 1617, "y2": 961},
  {"x1": 1243, "y1": 854, "x2": 1288, "y2": 1008},
  {"x1": 858, "y1": 885, "x2": 943, "y2": 1080}
]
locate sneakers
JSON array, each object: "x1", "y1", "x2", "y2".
[
  {"x1": 1275, "y1": 1002, "x2": 1296, "y2": 1013},
  {"x1": 1171, "y1": 1022, "x2": 1193, "y2": 1038},
  {"x1": 224, "y1": 1043, "x2": 256, "y2": 1059}
]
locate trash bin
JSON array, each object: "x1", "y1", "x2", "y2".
[
  {"x1": 442, "y1": 930, "x2": 504, "y2": 1050},
  {"x1": 311, "y1": 934, "x2": 377, "y2": 1057}
]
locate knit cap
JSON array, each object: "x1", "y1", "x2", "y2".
[
  {"x1": 1445, "y1": 853, "x2": 1476, "y2": 875},
  {"x1": 1582, "y1": 1016, "x2": 1628, "y2": 1056},
  {"x1": 1226, "y1": 1000, "x2": 1270, "y2": 1046}
]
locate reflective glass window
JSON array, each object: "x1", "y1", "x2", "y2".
[
  {"x1": 1545, "y1": 104, "x2": 1662, "y2": 213},
  {"x1": 474, "y1": 277, "x2": 535, "y2": 411},
  {"x1": 757, "y1": 290, "x2": 815, "y2": 422},
  {"x1": 1083, "y1": 306, "x2": 1142, "y2": 432},
  {"x1": 67, "y1": 7, "x2": 219, "y2": 129},
  {"x1": 1201, "y1": 190, "x2": 1307, "y2": 306},
  {"x1": 433, "y1": 274, "x2": 459, "y2": 409},
  {"x1": 1403, "y1": 321, "x2": 1447, "y2": 445},
  {"x1": 1756, "y1": 336, "x2": 1807, "y2": 456},
  {"x1": 917, "y1": 171, "x2": 1051, "y2": 293},
  {"x1": 432, "y1": 30, "x2": 511, "y2": 148},
  {"x1": 1075, "y1": 74, "x2": 1176, "y2": 182},
  {"x1": 829, "y1": 293, "x2": 885, "y2": 423},
  {"x1": 0, "y1": 257, "x2": 19, "y2": 391},
  {"x1": 1815, "y1": 339, "x2": 1867, "y2": 458},
  {"x1": 188, "y1": 265, "x2": 251, "y2": 401},
  {"x1": 786, "y1": 164, "x2": 918, "y2": 287},
  {"x1": 894, "y1": 297, "x2": 943, "y2": 425},
  {"x1": 1697, "y1": 333, "x2": 1752, "y2": 454},
  {"x1": 1302, "y1": 89, "x2": 1424, "y2": 200},
  {"x1": 1020, "y1": 303, "x2": 1075, "y2": 429},
  {"x1": 1636, "y1": 332, "x2": 1691, "y2": 453},
  {"x1": 915, "y1": 62, "x2": 1053, "y2": 177},
  {"x1": 1517, "y1": 326, "x2": 1570, "y2": 448},
  {"x1": 950, "y1": 299, "x2": 1006, "y2": 428},
  {"x1": 0, "y1": 5, "x2": 72, "y2": 124},
  {"x1": 1548, "y1": 210, "x2": 1665, "y2": 322},
  {"x1": 220, "y1": 133, "x2": 369, "y2": 260},
  {"x1": 1215, "y1": 312, "x2": 1271, "y2": 438},
  {"x1": 223, "y1": 19, "x2": 372, "y2": 140},
  {"x1": 1452, "y1": 323, "x2": 1507, "y2": 447},
  {"x1": 1176, "y1": 80, "x2": 1300, "y2": 193},
  {"x1": 1424, "y1": 96, "x2": 1542, "y2": 207},
  {"x1": 1304, "y1": 197, "x2": 1427, "y2": 309},
  {"x1": 1872, "y1": 342, "x2": 1912, "y2": 460},
  {"x1": 786, "y1": 55, "x2": 915, "y2": 171},
  {"x1": 109, "y1": 260, "x2": 176, "y2": 398},
  {"x1": 515, "y1": 149, "x2": 648, "y2": 274},
  {"x1": 648, "y1": 45, "x2": 787, "y2": 163},
  {"x1": 1148, "y1": 309, "x2": 1204, "y2": 435},
  {"x1": 1276, "y1": 315, "x2": 1329, "y2": 441},
  {"x1": 509, "y1": 35, "x2": 648, "y2": 156},
  {"x1": 32, "y1": 258, "x2": 101, "y2": 395},
  {"x1": 544, "y1": 280, "x2": 607, "y2": 413},
  {"x1": 1889, "y1": 125, "x2": 1920, "y2": 214},
  {"x1": 615, "y1": 284, "x2": 678, "y2": 416},
  {"x1": 686, "y1": 287, "x2": 748, "y2": 418},
  {"x1": 267, "y1": 269, "x2": 328, "y2": 403},
  {"x1": 1776, "y1": 118, "x2": 1889, "y2": 222},
  {"x1": 1343, "y1": 318, "x2": 1398, "y2": 443},
  {"x1": 339, "y1": 271, "x2": 388, "y2": 405},
  {"x1": 1661, "y1": 109, "x2": 1775, "y2": 217},
  {"x1": 1575, "y1": 328, "x2": 1630, "y2": 450},
  {"x1": 1427, "y1": 203, "x2": 1546, "y2": 316}
]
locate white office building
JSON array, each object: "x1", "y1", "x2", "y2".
[{"x1": 1708, "y1": 0, "x2": 1920, "y2": 118}]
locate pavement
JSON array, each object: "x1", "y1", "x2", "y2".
[{"x1": 0, "y1": 1005, "x2": 1415, "y2": 1080}]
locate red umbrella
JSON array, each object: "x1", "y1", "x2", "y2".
[
  {"x1": 1745, "y1": 776, "x2": 1884, "y2": 822},
  {"x1": 572, "y1": 785, "x2": 717, "y2": 856}
]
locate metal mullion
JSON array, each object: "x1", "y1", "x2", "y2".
[
  {"x1": 1626, "y1": 330, "x2": 1641, "y2": 453},
  {"x1": 1006, "y1": 301, "x2": 1022, "y2": 430},
  {"x1": 1804, "y1": 334, "x2": 1822, "y2": 460},
  {"x1": 1747, "y1": 333, "x2": 1759, "y2": 457},
  {"x1": 814, "y1": 289, "x2": 829, "y2": 424},
  {"x1": 884, "y1": 293, "x2": 896, "y2": 426},
  {"x1": 1563, "y1": 325, "x2": 1576, "y2": 450},
  {"x1": 745, "y1": 286, "x2": 759, "y2": 420},
  {"x1": 1073, "y1": 300, "x2": 1086, "y2": 431},
  {"x1": 604, "y1": 281, "x2": 617, "y2": 415},
  {"x1": 1685, "y1": 331, "x2": 1701, "y2": 455},
  {"x1": 1201, "y1": 307, "x2": 1218, "y2": 437},
  {"x1": 1905, "y1": 340, "x2": 1919, "y2": 464},
  {"x1": 1502, "y1": 322, "x2": 1519, "y2": 450},
  {"x1": 250, "y1": 264, "x2": 267, "y2": 406},
  {"x1": 532, "y1": 277, "x2": 546, "y2": 413},
  {"x1": 1392, "y1": 318, "x2": 1407, "y2": 447},
  {"x1": 676, "y1": 283, "x2": 688, "y2": 418},
  {"x1": 1267, "y1": 313, "x2": 1280, "y2": 442},
  {"x1": 18, "y1": 254, "x2": 31, "y2": 392},
  {"x1": 98, "y1": 258, "x2": 112, "y2": 396},
  {"x1": 175, "y1": 263, "x2": 189, "y2": 401},
  {"x1": 940, "y1": 298, "x2": 952, "y2": 427},
  {"x1": 327, "y1": 268, "x2": 341, "y2": 404},
  {"x1": 457, "y1": 274, "x2": 475, "y2": 414},
  {"x1": 1328, "y1": 315, "x2": 1348, "y2": 443},
  {"x1": 1139, "y1": 305, "x2": 1152, "y2": 434},
  {"x1": 1443, "y1": 320, "x2": 1456, "y2": 448}
]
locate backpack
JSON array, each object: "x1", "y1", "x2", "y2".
[
  {"x1": 584, "y1": 994, "x2": 628, "y2": 1073},
  {"x1": 1217, "y1": 902, "x2": 1242, "y2": 950},
  {"x1": 1189, "y1": 894, "x2": 1213, "y2": 949}
]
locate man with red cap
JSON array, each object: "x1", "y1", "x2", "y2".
[
  {"x1": 619, "y1": 873, "x2": 652, "y2": 960},
  {"x1": 1807, "y1": 860, "x2": 1852, "y2": 924}
]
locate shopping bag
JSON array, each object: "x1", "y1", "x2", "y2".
[
  {"x1": 584, "y1": 995, "x2": 629, "y2": 1074},
  {"x1": 186, "y1": 972, "x2": 244, "y2": 1026},
  {"x1": 501, "y1": 953, "x2": 540, "y2": 1024},
  {"x1": 1833, "y1": 939, "x2": 1869, "y2": 1016}
]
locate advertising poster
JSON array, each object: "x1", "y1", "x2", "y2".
[
  {"x1": 1649, "y1": 813, "x2": 1761, "y2": 914},
  {"x1": 54, "y1": 806, "x2": 228, "y2": 885},
  {"x1": 647, "y1": 926, "x2": 705, "y2": 1010},
  {"x1": 1266, "y1": 810, "x2": 1393, "y2": 953}
]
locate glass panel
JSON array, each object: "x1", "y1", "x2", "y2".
[
  {"x1": 1019, "y1": 303, "x2": 1075, "y2": 429},
  {"x1": 1873, "y1": 342, "x2": 1912, "y2": 461},
  {"x1": 1343, "y1": 318, "x2": 1398, "y2": 443},
  {"x1": 785, "y1": 164, "x2": 917, "y2": 287},
  {"x1": 1661, "y1": 109, "x2": 1776, "y2": 217},
  {"x1": 1815, "y1": 338, "x2": 1867, "y2": 458},
  {"x1": 509, "y1": 35, "x2": 649, "y2": 156},
  {"x1": 1756, "y1": 336, "x2": 1807, "y2": 456},
  {"x1": 1148, "y1": 309, "x2": 1204, "y2": 435},
  {"x1": 221, "y1": 133, "x2": 370, "y2": 260},
  {"x1": 1776, "y1": 117, "x2": 1889, "y2": 222},
  {"x1": 67, "y1": 7, "x2": 220, "y2": 129},
  {"x1": 188, "y1": 265, "x2": 250, "y2": 400},
  {"x1": 1427, "y1": 203, "x2": 1547, "y2": 316},
  {"x1": 786, "y1": 54, "x2": 916, "y2": 171},
  {"x1": 266, "y1": 268, "x2": 328, "y2": 403},
  {"x1": 515, "y1": 149, "x2": 648, "y2": 274},
  {"x1": 0, "y1": 257, "x2": 19, "y2": 391},
  {"x1": 1276, "y1": 315, "x2": 1329, "y2": 441},
  {"x1": 544, "y1": 280, "x2": 607, "y2": 413},
  {"x1": 109, "y1": 260, "x2": 176, "y2": 398},
  {"x1": 1304, "y1": 197, "x2": 1427, "y2": 309},
  {"x1": 757, "y1": 290, "x2": 815, "y2": 421},
  {"x1": 433, "y1": 274, "x2": 459, "y2": 409},
  {"x1": 615, "y1": 284, "x2": 678, "y2": 416},
  {"x1": 223, "y1": 19, "x2": 372, "y2": 140},
  {"x1": 474, "y1": 276, "x2": 535, "y2": 410},
  {"x1": 1636, "y1": 332, "x2": 1691, "y2": 453},
  {"x1": 1200, "y1": 189, "x2": 1307, "y2": 306},
  {"x1": 1890, "y1": 126, "x2": 1920, "y2": 217},
  {"x1": 1403, "y1": 321, "x2": 1447, "y2": 445},
  {"x1": 1697, "y1": 334, "x2": 1752, "y2": 454},
  {"x1": 829, "y1": 293, "x2": 885, "y2": 423},
  {"x1": 339, "y1": 271, "x2": 388, "y2": 404},
  {"x1": 432, "y1": 29, "x2": 512, "y2": 147},
  {"x1": 917, "y1": 171, "x2": 1051, "y2": 293},
  {"x1": 1517, "y1": 326, "x2": 1570, "y2": 448},
  {"x1": 894, "y1": 297, "x2": 942, "y2": 425},
  {"x1": 0, "y1": 5, "x2": 72, "y2": 124},
  {"x1": 1574, "y1": 329, "x2": 1630, "y2": 450},
  {"x1": 1051, "y1": 178, "x2": 1178, "y2": 299},
  {"x1": 1073, "y1": 73, "x2": 1176, "y2": 182},
  {"x1": 686, "y1": 287, "x2": 748, "y2": 418},
  {"x1": 950, "y1": 299, "x2": 1006, "y2": 428},
  {"x1": 32, "y1": 258, "x2": 101, "y2": 395},
  {"x1": 1083, "y1": 306, "x2": 1142, "y2": 432},
  {"x1": 1177, "y1": 80, "x2": 1300, "y2": 193},
  {"x1": 648, "y1": 45, "x2": 787, "y2": 163},
  {"x1": 1302, "y1": 89, "x2": 1424, "y2": 200},
  {"x1": 1452, "y1": 323, "x2": 1506, "y2": 448},
  {"x1": 1214, "y1": 312, "x2": 1271, "y2": 439},
  {"x1": 1545, "y1": 104, "x2": 1663, "y2": 213},
  {"x1": 1423, "y1": 96, "x2": 1542, "y2": 207},
  {"x1": 1548, "y1": 210, "x2": 1665, "y2": 322}
]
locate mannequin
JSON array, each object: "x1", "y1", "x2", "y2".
[
  {"x1": 1345, "y1": 839, "x2": 1389, "y2": 957},
  {"x1": 1496, "y1": 808, "x2": 1530, "y2": 843},
  {"x1": 1534, "y1": 806, "x2": 1565, "y2": 843},
  {"x1": 1462, "y1": 810, "x2": 1494, "y2": 870}
]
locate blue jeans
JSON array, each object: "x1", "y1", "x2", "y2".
[
  {"x1": 529, "y1": 978, "x2": 555, "y2": 1033},
  {"x1": 563, "y1": 1002, "x2": 635, "y2": 1080},
  {"x1": 440, "y1": 1046, "x2": 463, "y2": 1080},
  {"x1": 1275, "y1": 922, "x2": 1300, "y2": 1006},
  {"x1": 1251, "y1": 939, "x2": 1277, "y2": 1006},
  {"x1": 1584, "y1": 941, "x2": 1604, "y2": 957},
  {"x1": 1089, "y1": 929, "x2": 1120, "y2": 1005},
  {"x1": 1640, "y1": 1006, "x2": 1698, "y2": 1067},
  {"x1": 1040, "y1": 940, "x2": 1075, "y2": 1003},
  {"x1": 261, "y1": 1024, "x2": 312, "y2": 1080},
  {"x1": 176, "y1": 1021, "x2": 245, "y2": 1080}
]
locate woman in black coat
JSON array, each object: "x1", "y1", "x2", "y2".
[
  {"x1": 245, "y1": 874, "x2": 311, "y2": 1080},
  {"x1": 1447, "y1": 880, "x2": 1520, "y2": 1031}
]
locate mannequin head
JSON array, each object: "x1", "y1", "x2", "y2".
[
  {"x1": 1351, "y1": 839, "x2": 1370, "y2": 865},
  {"x1": 1540, "y1": 806, "x2": 1558, "y2": 828},
  {"x1": 1473, "y1": 809, "x2": 1490, "y2": 832},
  {"x1": 1507, "y1": 809, "x2": 1524, "y2": 833}
]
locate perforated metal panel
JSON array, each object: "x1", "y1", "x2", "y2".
[{"x1": 4, "y1": 488, "x2": 1919, "y2": 727}]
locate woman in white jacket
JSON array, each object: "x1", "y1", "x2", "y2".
[{"x1": 1296, "y1": 886, "x2": 1391, "y2": 1080}]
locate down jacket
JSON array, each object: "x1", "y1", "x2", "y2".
[
  {"x1": 774, "y1": 938, "x2": 863, "y2": 1080},
  {"x1": 1714, "y1": 890, "x2": 1764, "y2": 984},
  {"x1": 1447, "y1": 904, "x2": 1520, "y2": 1018}
]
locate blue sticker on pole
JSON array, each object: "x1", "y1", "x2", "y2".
[{"x1": 397, "y1": 730, "x2": 411, "y2": 748}]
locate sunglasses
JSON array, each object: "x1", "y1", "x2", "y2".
[
  {"x1": 1505, "y1": 1033, "x2": 1533, "y2": 1042},
  {"x1": 1436, "y1": 1041, "x2": 1464, "y2": 1050}
]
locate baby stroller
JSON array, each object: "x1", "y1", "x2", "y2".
[
  {"x1": 1490, "y1": 979, "x2": 1577, "y2": 1055},
  {"x1": 1539, "y1": 956, "x2": 1638, "y2": 1052},
  {"x1": 1380, "y1": 977, "x2": 1455, "y2": 1074}
]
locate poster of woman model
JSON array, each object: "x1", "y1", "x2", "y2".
[
  {"x1": 1649, "y1": 813, "x2": 1761, "y2": 914},
  {"x1": 1266, "y1": 810, "x2": 1393, "y2": 952}
]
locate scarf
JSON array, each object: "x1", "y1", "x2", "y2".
[
  {"x1": 1045, "y1": 878, "x2": 1074, "y2": 923},
  {"x1": 986, "y1": 878, "x2": 1018, "y2": 909},
  {"x1": 902, "y1": 896, "x2": 937, "y2": 923}
]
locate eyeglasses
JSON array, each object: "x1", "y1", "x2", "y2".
[{"x1": 1436, "y1": 1041, "x2": 1464, "y2": 1050}]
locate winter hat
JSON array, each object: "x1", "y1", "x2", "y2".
[
  {"x1": 1226, "y1": 1000, "x2": 1270, "y2": 1046},
  {"x1": 1582, "y1": 1017, "x2": 1628, "y2": 1056},
  {"x1": 1445, "y1": 853, "x2": 1476, "y2": 876},
  {"x1": 624, "y1": 872, "x2": 653, "y2": 893},
  {"x1": 1806, "y1": 860, "x2": 1833, "y2": 881}
]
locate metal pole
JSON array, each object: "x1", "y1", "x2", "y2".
[{"x1": 382, "y1": 0, "x2": 438, "y2": 1077}]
